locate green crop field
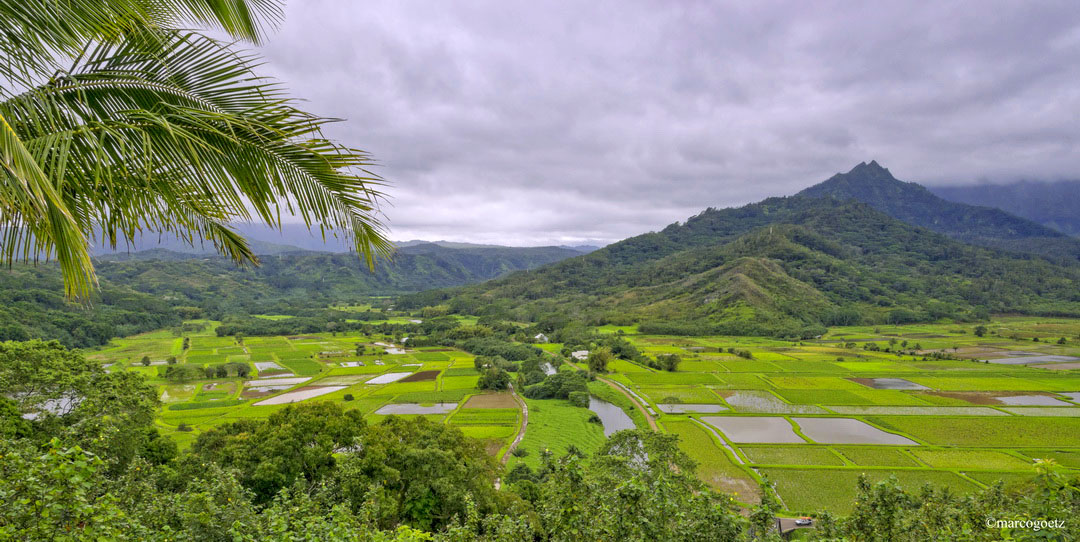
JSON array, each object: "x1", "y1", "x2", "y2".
[
  {"x1": 760, "y1": 468, "x2": 979, "y2": 514},
  {"x1": 507, "y1": 399, "x2": 606, "y2": 470},
  {"x1": 740, "y1": 446, "x2": 845, "y2": 466},
  {"x1": 88, "y1": 316, "x2": 1080, "y2": 516}
]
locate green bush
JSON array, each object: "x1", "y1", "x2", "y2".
[{"x1": 569, "y1": 391, "x2": 590, "y2": 408}]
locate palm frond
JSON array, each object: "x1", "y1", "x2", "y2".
[{"x1": 0, "y1": 8, "x2": 391, "y2": 298}]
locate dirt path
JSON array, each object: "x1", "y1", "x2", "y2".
[
  {"x1": 598, "y1": 376, "x2": 658, "y2": 431},
  {"x1": 500, "y1": 384, "x2": 529, "y2": 464}
]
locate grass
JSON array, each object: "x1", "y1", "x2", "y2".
[
  {"x1": 448, "y1": 408, "x2": 519, "y2": 425},
  {"x1": 868, "y1": 416, "x2": 1080, "y2": 447},
  {"x1": 909, "y1": 449, "x2": 1032, "y2": 470},
  {"x1": 280, "y1": 359, "x2": 323, "y2": 376},
  {"x1": 441, "y1": 375, "x2": 480, "y2": 390},
  {"x1": 760, "y1": 468, "x2": 979, "y2": 514},
  {"x1": 832, "y1": 447, "x2": 921, "y2": 467},
  {"x1": 625, "y1": 371, "x2": 720, "y2": 385},
  {"x1": 740, "y1": 446, "x2": 845, "y2": 466},
  {"x1": 665, "y1": 420, "x2": 760, "y2": 500},
  {"x1": 167, "y1": 399, "x2": 246, "y2": 410},
  {"x1": 638, "y1": 385, "x2": 723, "y2": 404},
  {"x1": 507, "y1": 399, "x2": 606, "y2": 470},
  {"x1": 414, "y1": 352, "x2": 450, "y2": 362},
  {"x1": 1021, "y1": 450, "x2": 1080, "y2": 468},
  {"x1": 766, "y1": 376, "x2": 865, "y2": 390}
]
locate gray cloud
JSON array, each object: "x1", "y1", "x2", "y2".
[{"x1": 253, "y1": 0, "x2": 1080, "y2": 245}]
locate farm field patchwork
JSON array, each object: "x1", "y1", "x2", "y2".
[{"x1": 90, "y1": 316, "x2": 1080, "y2": 515}]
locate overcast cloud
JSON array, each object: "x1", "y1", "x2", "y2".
[{"x1": 254, "y1": 1, "x2": 1080, "y2": 246}]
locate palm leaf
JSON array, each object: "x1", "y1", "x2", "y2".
[{"x1": 0, "y1": 2, "x2": 390, "y2": 298}]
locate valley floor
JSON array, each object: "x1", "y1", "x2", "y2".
[{"x1": 88, "y1": 316, "x2": 1080, "y2": 515}]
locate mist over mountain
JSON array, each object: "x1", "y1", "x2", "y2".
[{"x1": 930, "y1": 180, "x2": 1080, "y2": 237}]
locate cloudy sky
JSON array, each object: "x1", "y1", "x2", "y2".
[{"x1": 255, "y1": 1, "x2": 1080, "y2": 246}]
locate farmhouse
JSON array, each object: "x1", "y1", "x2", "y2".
[
  {"x1": 534, "y1": 333, "x2": 549, "y2": 343},
  {"x1": 571, "y1": 350, "x2": 589, "y2": 360}
]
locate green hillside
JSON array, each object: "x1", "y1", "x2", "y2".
[{"x1": 405, "y1": 195, "x2": 1080, "y2": 337}]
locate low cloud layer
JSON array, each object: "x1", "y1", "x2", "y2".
[{"x1": 255, "y1": 1, "x2": 1080, "y2": 246}]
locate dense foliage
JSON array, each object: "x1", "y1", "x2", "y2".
[
  {"x1": 0, "y1": 243, "x2": 578, "y2": 346},
  {"x1": 0, "y1": 267, "x2": 178, "y2": 348}
]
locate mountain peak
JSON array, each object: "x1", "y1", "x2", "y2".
[
  {"x1": 798, "y1": 161, "x2": 913, "y2": 202},
  {"x1": 796, "y1": 161, "x2": 1071, "y2": 249},
  {"x1": 843, "y1": 160, "x2": 895, "y2": 182}
]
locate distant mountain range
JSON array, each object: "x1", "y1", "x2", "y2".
[
  {"x1": 929, "y1": 180, "x2": 1080, "y2": 237},
  {"x1": 93, "y1": 242, "x2": 586, "y2": 298},
  {"x1": 0, "y1": 240, "x2": 589, "y2": 348},
  {"x1": 90, "y1": 224, "x2": 600, "y2": 257},
  {"x1": 405, "y1": 162, "x2": 1080, "y2": 337}
]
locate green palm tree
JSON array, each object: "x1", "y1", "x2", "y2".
[{"x1": 1, "y1": 0, "x2": 390, "y2": 298}]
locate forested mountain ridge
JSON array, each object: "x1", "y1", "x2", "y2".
[
  {"x1": 95, "y1": 243, "x2": 581, "y2": 301},
  {"x1": 798, "y1": 161, "x2": 1080, "y2": 262},
  {"x1": 0, "y1": 244, "x2": 581, "y2": 347},
  {"x1": 931, "y1": 179, "x2": 1080, "y2": 237},
  {"x1": 404, "y1": 172, "x2": 1080, "y2": 337}
]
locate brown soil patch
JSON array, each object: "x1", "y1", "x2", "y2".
[
  {"x1": 464, "y1": 393, "x2": 518, "y2": 409},
  {"x1": 703, "y1": 474, "x2": 761, "y2": 502},
  {"x1": 241, "y1": 389, "x2": 275, "y2": 398},
  {"x1": 1036, "y1": 362, "x2": 1080, "y2": 371},
  {"x1": 482, "y1": 438, "x2": 503, "y2": 456},
  {"x1": 953, "y1": 347, "x2": 1010, "y2": 359},
  {"x1": 258, "y1": 368, "x2": 291, "y2": 376},
  {"x1": 400, "y1": 370, "x2": 438, "y2": 382}
]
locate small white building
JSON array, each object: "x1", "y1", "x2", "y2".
[
  {"x1": 571, "y1": 350, "x2": 589, "y2": 361},
  {"x1": 534, "y1": 333, "x2": 549, "y2": 343}
]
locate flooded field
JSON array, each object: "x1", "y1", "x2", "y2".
[
  {"x1": 996, "y1": 394, "x2": 1072, "y2": 406},
  {"x1": 254, "y1": 385, "x2": 346, "y2": 406},
  {"x1": 722, "y1": 391, "x2": 826, "y2": 414},
  {"x1": 365, "y1": 372, "x2": 412, "y2": 385},
  {"x1": 793, "y1": 417, "x2": 917, "y2": 445},
  {"x1": 254, "y1": 361, "x2": 285, "y2": 371},
  {"x1": 375, "y1": 403, "x2": 457, "y2": 415},
  {"x1": 850, "y1": 377, "x2": 928, "y2": 390},
  {"x1": 701, "y1": 416, "x2": 804, "y2": 443}
]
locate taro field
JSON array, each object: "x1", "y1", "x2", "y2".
[
  {"x1": 88, "y1": 316, "x2": 1080, "y2": 515},
  {"x1": 87, "y1": 320, "x2": 522, "y2": 456},
  {"x1": 583, "y1": 317, "x2": 1080, "y2": 513}
]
